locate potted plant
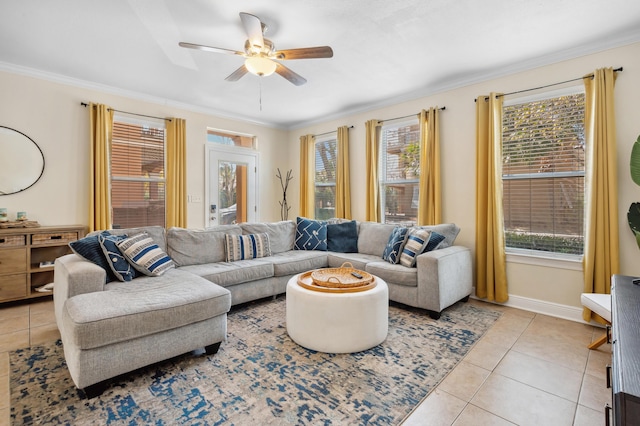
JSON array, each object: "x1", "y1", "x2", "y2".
[{"x1": 627, "y1": 135, "x2": 640, "y2": 248}]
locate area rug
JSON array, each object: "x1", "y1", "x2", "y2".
[{"x1": 10, "y1": 297, "x2": 500, "y2": 425}]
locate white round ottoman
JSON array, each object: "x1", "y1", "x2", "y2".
[{"x1": 286, "y1": 273, "x2": 389, "y2": 353}]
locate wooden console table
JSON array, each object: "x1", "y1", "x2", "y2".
[
  {"x1": 0, "y1": 225, "x2": 86, "y2": 302},
  {"x1": 609, "y1": 275, "x2": 640, "y2": 425}
]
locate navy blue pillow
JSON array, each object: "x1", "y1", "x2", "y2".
[
  {"x1": 295, "y1": 217, "x2": 327, "y2": 251},
  {"x1": 424, "y1": 231, "x2": 446, "y2": 252},
  {"x1": 98, "y1": 233, "x2": 142, "y2": 282},
  {"x1": 69, "y1": 231, "x2": 118, "y2": 283},
  {"x1": 382, "y1": 226, "x2": 408, "y2": 264},
  {"x1": 327, "y1": 220, "x2": 358, "y2": 253}
]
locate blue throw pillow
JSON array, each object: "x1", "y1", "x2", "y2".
[
  {"x1": 295, "y1": 217, "x2": 327, "y2": 251},
  {"x1": 382, "y1": 226, "x2": 408, "y2": 264},
  {"x1": 117, "y1": 232, "x2": 175, "y2": 276},
  {"x1": 400, "y1": 228, "x2": 432, "y2": 267},
  {"x1": 98, "y1": 232, "x2": 142, "y2": 282},
  {"x1": 225, "y1": 233, "x2": 271, "y2": 261},
  {"x1": 327, "y1": 220, "x2": 358, "y2": 253},
  {"x1": 424, "y1": 231, "x2": 446, "y2": 252},
  {"x1": 69, "y1": 231, "x2": 118, "y2": 283}
]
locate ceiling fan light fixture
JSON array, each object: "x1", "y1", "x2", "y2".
[{"x1": 245, "y1": 56, "x2": 276, "y2": 77}]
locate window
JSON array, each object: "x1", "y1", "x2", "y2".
[
  {"x1": 379, "y1": 119, "x2": 420, "y2": 225},
  {"x1": 314, "y1": 136, "x2": 337, "y2": 220},
  {"x1": 207, "y1": 129, "x2": 255, "y2": 149},
  {"x1": 502, "y1": 90, "x2": 585, "y2": 256},
  {"x1": 111, "y1": 116, "x2": 166, "y2": 229}
]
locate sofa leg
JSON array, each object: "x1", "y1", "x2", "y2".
[
  {"x1": 82, "y1": 381, "x2": 107, "y2": 399},
  {"x1": 205, "y1": 342, "x2": 222, "y2": 355},
  {"x1": 461, "y1": 295, "x2": 470, "y2": 303},
  {"x1": 427, "y1": 310, "x2": 441, "y2": 320}
]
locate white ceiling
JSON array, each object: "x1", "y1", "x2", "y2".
[{"x1": 1, "y1": 0, "x2": 640, "y2": 129}]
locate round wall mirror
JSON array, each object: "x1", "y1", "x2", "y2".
[{"x1": 0, "y1": 126, "x2": 45, "y2": 195}]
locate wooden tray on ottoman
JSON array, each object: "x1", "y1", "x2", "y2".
[{"x1": 298, "y1": 263, "x2": 376, "y2": 293}]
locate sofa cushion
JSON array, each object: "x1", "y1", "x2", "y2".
[
  {"x1": 357, "y1": 222, "x2": 396, "y2": 257},
  {"x1": 178, "y1": 259, "x2": 274, "y2": 288},
  {"x1": 98, "y1": 232, "x2": 141, "y2": 282},
  {"x1": 167, "y1": 225, "x2": 242, "y2": 267},
  {"x1": 365, "y1": 261, "x2": 418, "y2": 288},
  {"x1": 69, "y1": 231, "x2": 118, "y2": 283},
  {"x1": 381, "y1": 226, "x2": 408, "y2": 264},
  {"x1": 268, "y1": 251, "x2": 329, "y2": 277},
  {"x1": 117, "y1": 233, "x2": 175, "y2": 276},
  {"x1": 327, "y1": 252, "x2": 382, "y2": 271},
  {"x1": 327, "y1": 220, "x2": 358, "y2": 253},
  {"x1": 295, "y1": 217, "x2": 327, "y2": 251},
  {"x1": 240, "y1": 221, "x2": 295, "y2": 254},
  {"x1": 225, "y1": 233, "x2": 271, "y2": 262},
  {"x1": 416, "y1": 223, "x2": 460, "y2": 248},
  {"x1": 63, "y1": 268, "x2": 231, "y2": 350},
  {"x1": 102, "y1": 226, "x2": 168, "y2": 252},
  {"x1": 399, "y1": 228, "x2": 432, "y2": 267}
]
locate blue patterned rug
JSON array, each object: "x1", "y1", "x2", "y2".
[{"x1": 10, "y1": 297, "x2": 500, "y2": 425}]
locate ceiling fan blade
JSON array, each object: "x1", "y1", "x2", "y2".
[
  {"x1": 274, "y1": 46, "x2": 334, "y2": 60},
  {"x1": 179, "y1": 42, "x2": 244, "y2": 56},
  {"x1": 275, "y1": 63, "x2": 307, "y2": 86},
  {"x1": 225, "y1": 65, "x2": 249, "y2": 82},
  {"x1": 239, "y1": 12, "x2": 264, "y2": 49}
]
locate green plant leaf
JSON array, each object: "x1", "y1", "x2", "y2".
[
  {"x1": 628, "y1": 202, "x2": 640, "y2": 250},
  {"x1": 630, "y1": 134, "x2": 640, "y2": 186}
]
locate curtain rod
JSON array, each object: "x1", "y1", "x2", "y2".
[
  {"x1": 474, "y1": 67, "x2": 623, "y2": 102},
  {"x1": 80, "y1": 102, "x2": 172, "y2": 122},
  {"x1": 381, "y1": 106, "x2": 447, "y2": 123},
  {"x1": 314, "y1": 125, "x2": 354, "y2": 138}
]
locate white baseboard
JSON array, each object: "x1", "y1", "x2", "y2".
[{"x1": 471, "y1": 290, "x2": 588, "y2": 324}]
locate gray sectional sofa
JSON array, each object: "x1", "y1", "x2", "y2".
[{"x1": 54, "y1": 220, "x2": 472, "y2": 397}]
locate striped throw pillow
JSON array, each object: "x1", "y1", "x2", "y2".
[
  {"x1": 225, "y1": 233, "x2": 271, "y2": 262},
  {"x1": 399, "y1": 228, "x2": 432, "y2": 268},
  {"x1": 117, "y1": 233, "x2": 175, "y2": 276}
]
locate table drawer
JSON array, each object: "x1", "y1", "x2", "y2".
[
  {"x1": 0, "y1": 273, "x2": 27, "y2": 300},
  {"x1": 32, "y1": 232, "x2": 78, "y2": 246},
  {"x1": 0, "y1": 234, "x2": 26, "y2": 247},
  {"x1": 0, "y1": 248, "x2": 27, "y2": 274}
]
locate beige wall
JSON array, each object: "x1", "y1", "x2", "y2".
[
  {"x1": 288, "y1": 42, "x2": 640, "y2": 309},
  {"x1": 0, "y1": 71, "x2": 289, "y2": 227},
  {"x1": 2, "y1": 41, "x2": 639, "y2": 311}
]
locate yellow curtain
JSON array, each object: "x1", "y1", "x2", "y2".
[
  {"x1": 89, "y1": 103, "x2": 113, "y2": 232},
  {"x1": 365, "y1": 120, "x2": 381, "y2": 222},
  {"x1": 335, "y1": 126, "x2": 352, "y2": 219},
  {"x1": 582, "y1": 67, "x2": 619, "y2": 322},
  {"x1": 299, "y1": 134, "x2": 315, "y2": 217},
  {"x1": 475, "y1": 93, "x2": 508, "y2": 303},
  {"x1": 417, "y1": 108, "x2": 442, "y2": 225},
  {"x1": 166, "y1": 118, "x2": 187, "y2": 228}
]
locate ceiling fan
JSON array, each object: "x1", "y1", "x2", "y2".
[{"x1": 179, "y1": 12, "x2": 333, "y2": 86}]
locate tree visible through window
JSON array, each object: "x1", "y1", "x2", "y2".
[
  {"x1": 502, "y1": 91, "x2": 585, "y2": 255},
  {"x1": 380, "y1": 120, "x2": 420, "y2": 225},
  {"x1": 314, "y1": 137, "x2": 337, "y2": 220},
  {"x1": 111, "y1": 117, "x2": 166, "y2": 229}
]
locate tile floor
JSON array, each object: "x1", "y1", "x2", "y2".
[{"x1": 0, "y1": 298, "x2": 611, "y2": 426}]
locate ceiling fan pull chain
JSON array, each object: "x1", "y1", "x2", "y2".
[{"x1": 259, "y1": 77, "x2": 263, "y2": 111}]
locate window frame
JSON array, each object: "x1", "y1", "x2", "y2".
[
  {"x1": 313, "y1": 133, "x2": 337, "y2": 220},
  {"x1": 502, "y1": 85, "x2": 586, "y2": 263},
  {"x1": 379, "y1": 118, "x2": 420, "y2": 225},
  {"x1": 110, "y1": 114, "x2": 167, "y2": 229}
]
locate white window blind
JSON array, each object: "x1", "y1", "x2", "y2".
[
  {"x1": 502, "y1": 92, "x2": 585, "y2": 255},
  {"x1": 111, "y1": 118, "x2": 166, "y2": 229},
  {"x1": 380, "y1": 120, "x2": 420, "y2": 225},
  {"x1": 314, "y1": 137, "x2": 337, "y2": 220}
]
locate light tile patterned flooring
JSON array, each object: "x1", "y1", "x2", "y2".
[{"x1": 0, "y1": 298, "x2": 611, "y2": 426}]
